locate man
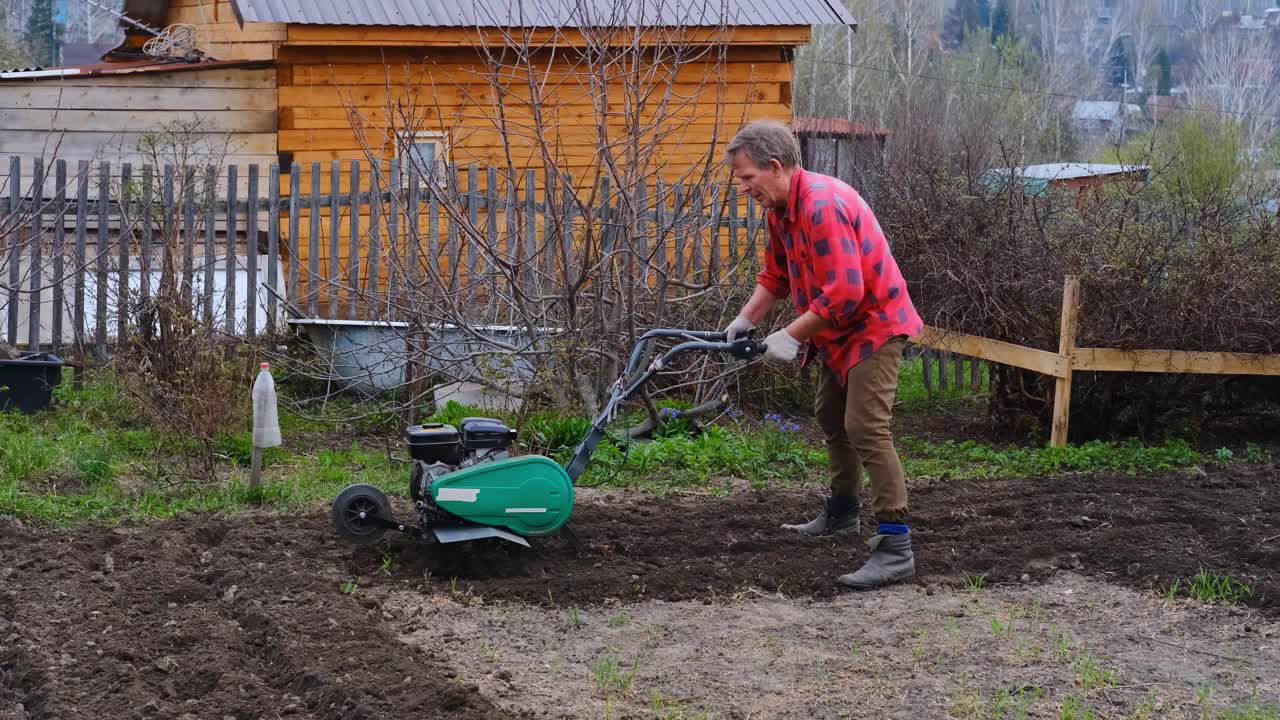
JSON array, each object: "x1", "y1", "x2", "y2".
[{"x1": 723, "y1": 120, "x2": 923, "y2": 590}]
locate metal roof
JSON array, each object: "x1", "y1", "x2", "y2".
[
  {"x1": 230, "y1": 0, "x2": 856, "y2": 28},
  {"x1": 792, "y1": 116, "x2": 891, "y2": 137},
  {"x1": 1010, "y1": 163, "x2": 1149, "y2": 181}
]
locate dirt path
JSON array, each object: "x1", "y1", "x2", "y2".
[
  {"x1": 1, "y1": 466, "x2": 1276, "y2": 719},
  {"x1": 387, "y1": 573, "x2": 1280, "y2": 719}
]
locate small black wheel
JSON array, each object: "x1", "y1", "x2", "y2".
[{"x1": 332, "y1": 483, "x2": 393, "y2": 545}]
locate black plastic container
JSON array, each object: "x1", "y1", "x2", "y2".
[
  {"x1": 405, "y1": 423, "x2": 464, "y2": 465},
  {"x1": 0, "y1": 352, "x2": 65, "y2": 414},
  {"x1": 460, "y1": 417, "x2": 518, "y2": 451}
]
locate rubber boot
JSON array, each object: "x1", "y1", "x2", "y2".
[
  {"x1": 781, "y1": 495, "x2": 860, "y2": 537},
  {"x1": 837, "y1": 532, "x2": 914, "y2": 589}
]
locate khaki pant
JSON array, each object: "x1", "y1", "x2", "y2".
[{"x1": 814, "y1": 336, "x2": 909, "y2": 523}]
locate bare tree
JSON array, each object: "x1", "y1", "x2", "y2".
[
  {"x1": 281, "y1": 0, "x2": 769, "y2": 432},
  {"x1": 1190, "y1": 27, "x2": 1280, "y2": 156}
]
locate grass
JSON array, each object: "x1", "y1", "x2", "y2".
[
  {"x1": 591, "y1": 654, "x2": 640, "y2": 693},
  {"x1": 1163, "y1": 569, "x2": 1257, "y2": 605},
  {"x1": 0, "y1": 366, "x2": 1228, "y2": 528}
]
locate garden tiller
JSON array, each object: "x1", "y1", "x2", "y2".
[{"x1": 331, "y1": 328, "x2": 765, "y2": 547}]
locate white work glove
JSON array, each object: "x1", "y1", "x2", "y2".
[
  {"x1": 724, "y1": 314, "x2": 755, "y2": 341},
  {"x1": 762, "y1": 328, "x2": 801, "y2": 364}
]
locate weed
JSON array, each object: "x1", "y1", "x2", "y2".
[
  {"x1": 568, "y1": 607, "x2": 585, "y2": 628},
  {"x1": 1060, "y1": 694, "x2": 1098, "y2": 720},
  {"x1": 340, "y1": 580, "x2": 358, "y2": 594},
  {"x1": 608, "y1": 611, "x2": 632, "y2": 628},
  {"x1": 1187, "y1": 568, "x2": 1255, "y2": 604},
  {"x1": 591, "y1": 654, "x2": 640, "y2": 693},
  {"x1": 379, "y1": 551, "x2": 394, "y2": 575},
  {"x1": 964, "y1": 572, "x2": 988, "y2": 592},
  {"x1": 1219, "y1": 698, "x2": 1280, "y2": 720},
  {"x1": 645, "y1": 622, "x2": 663, "y2": 643},
  {"x1": 1073, "y1": 652, "x2": 1116, "y2": 690},
  {"x1": 480, "y1": 642, "x2": 503, "y2": 663},
  {"x1": 1050, "y1": 626, "x2": 1074, "y2": 661},
  {"x1": 990, "y1": 616, "x2": 1012, "y2": 639},
  {"x1": 649, "y1": 690, "x2": 713, "y2": 720}
]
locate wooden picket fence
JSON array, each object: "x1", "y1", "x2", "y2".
[{"x1": 0, "y1": 156, "x2": 770, "y2": 357}]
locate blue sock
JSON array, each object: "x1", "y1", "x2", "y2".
[{"x1": 877, "y1": 522, "x2": 909, "y2": 535}]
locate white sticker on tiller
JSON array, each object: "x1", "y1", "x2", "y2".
[
  {"x1": 505, "y1": 508, "x2": 548, "y2": 514},
  {"x1": 437, "y1": 488, "x2": 479, "y2": 503}
]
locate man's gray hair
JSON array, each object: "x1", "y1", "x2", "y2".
[{"x1": 726, "y1": 120, "x2": 802, "y2": 170}]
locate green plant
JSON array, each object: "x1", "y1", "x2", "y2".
[
  {"x1": 608, "y1": 611, "x2": 632, "y2": 628},
  {"x1": 340, "y1": 580, "x2": 358, "y2": 594},
  {"x1": 1186, "y1": 568, "x2": 1255, "y2": 604},
  {"x1": 1244, "y1": 443, "x2": 1270, "y2": 464},
  {"x1": 568, "y1": 607, "x2": 585, "y2": 628},
  {"x1": 964, "y1": 572, "x2": 988, "y2": 592},
  {"x1": 1215, "y1": 447, "x2": 1235, "y2": 463},
  {"x1": 1060, "y1": 694, "x2": 1098, "y2": 720},
  {"x1": 1073, "y1": 652, "x2": 1116, "y2": 690},
  {"x1": 591, "y1": 654, "x2": 640, "y2": 693}
]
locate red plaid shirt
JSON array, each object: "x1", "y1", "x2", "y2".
[{"x1": 757, "y1": 168, "x2": 923, "y2": 382}]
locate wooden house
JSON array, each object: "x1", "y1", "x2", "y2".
[{"x1": 0, "y1": 0, "x2": 855, "y2": 327}]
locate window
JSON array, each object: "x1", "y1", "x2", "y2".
[{"x1": 398, "y1": 132, "x2": 448, "y2": 188}]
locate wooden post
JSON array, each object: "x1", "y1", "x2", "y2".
[
  {"x1": 1050, "y1": 275, "x2": 1081, "y2": 448},
  {"x1": 249, "y1": 445, "x2": 263, "y2": 490}
]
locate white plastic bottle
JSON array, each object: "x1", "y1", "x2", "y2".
[{"x1": 252, "y1": 362, "x2": 282, "y2": 448}]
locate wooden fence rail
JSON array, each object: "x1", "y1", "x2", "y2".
[{"x1": 911, "y1": 275, "x2": 1280, "y2": 447}]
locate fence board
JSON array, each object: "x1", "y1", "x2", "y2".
[
  {"x1": 389, "y1": 159, "x2": 401, "y2": 319},
  {"x1": 117, "y1": 163, "x2": 130, "y2": 345},
  {"x1": 368, "y1": 166, "x2": 381, "y2": 307},
  {"x1": 95, "y1": 162, "x2": 109, "y2": 357},
  {"x1": 466, "y1": 164, "x2": 478, "y2": 298},
  {"x1": 246, "y1": 164, "x2": 259, "y2": 338},
  {"x1": 329, "y1": 161, "x2": 341, "y2": 319},
  {"x1": 429, "y1": 176, "x2": 440, "y2": 287},
  {"x1": 182, "y1": 167, "x2": 196, "y2": 304},
  {"x1": 7, "y1": 156, "x2": 19, "y2": 345},
  {"x1": 486, "y1": 165, "x2": 498, "y2": 304},
  {"x1": 543, "y1": 171, "x2": 555, "y2": 291},
  {"x1": 28, "y1": 161, "x2": 43, "y2": 349},
  {"x1": 408, "y1": 165, "x2": 421, "y2": 300},
  {"x1": 204, "y1": 165, "x2": 217, "y2": 326},
  {"x1": 308, "y1": 162, "x2": 321, "y2": 316},
  {"x1": 448, "y1": 165, "x2": 459, "y2": 292},
  {"x1": 52, "y1": 159, "x2": 66, "y2": 352},
  {"x1": 288, "y1": 162, "x2": 300, "y2": 312},
  {"x1": 226, "y1": 164, "x2": 239, "y2": 332},
  {"x1": 140, "y1": 165, "x2": 152, "y2": 304},
  {"x1": 77, "y1": 162, "x2": 92, "y2": 349},
  {"x1": 347, "y1": 160, "x2": 359, "y2": 319},
  {"x1": 267, "y1": 163, "x2": 280, "y2": 331}
]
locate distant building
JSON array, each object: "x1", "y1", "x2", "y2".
[
  {"x1": 1072, "y1": 100, "x2": 1144, "y2": 144},
  {"x1": 982, "y1": 162, "x2": 1151, "y2": 205}
]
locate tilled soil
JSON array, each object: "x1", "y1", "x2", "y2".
[
  {"x1": 1, "y1": 465, "x2": 1276, "y2": 719},
  {"x1": 363, "y1": 465, "x2": 1279, "y2": 614},
  {"x1": 0, "y1": 513, "x2": 517, "y2": 720}
]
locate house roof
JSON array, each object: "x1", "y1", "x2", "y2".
[
  {"x1": 229, "y1": 0, "x2": 856, "y2": 28},
  {"x1": 1071, "y1": 100, "x2": 1142, "y2": 121},
  {"x1": 991, "y1": 163, "x2": 1150, "y2": 182},
  {"x1": 792, "y1": 116, "x2": 891, "y2": 138},
  {"x1": 0, "y1": 57, "x2": 272, "y2": 83}
]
